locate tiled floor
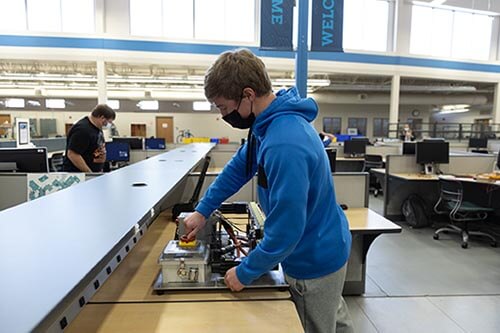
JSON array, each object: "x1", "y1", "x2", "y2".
[{"x1": 347, "y1": 195, "x2": 500, "y2": 333}]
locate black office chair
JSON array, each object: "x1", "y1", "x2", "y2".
[
  {"x1": 362, "y1": 154, "x2": 384, "y2": 197},
  {"x1": 50, "y1": 153, "x2": 64, "y2": 172},
  {"x1": 433, "y1": 178, "x2": 497, "y2": 249},
  {"x1": 325, "y1": 148, "x2": 336, "y2": 173}
]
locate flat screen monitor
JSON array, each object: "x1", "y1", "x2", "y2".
[
  {"x1": 344, "y1": 140, "x2": 366, "y2": 156},
  {"x1": 106, "y1": 142, "x2": 130, "y2": 162},
  {"x1": 325, "y1": 148, "x2": 336, "y2": 172},
  {"x1": 416, "y1": 141, "x2": 449, "y2": 164},
  {"x1": 145, "y1": 138, "x2": 166, "y2": 150},
  {"x1": 112, "y1": 137, "x2": 143, "y2": 150},
  {"x1": 0, "y1": 147, "x2": 49, "y2": 172},
  {"x1": 403, "y1": 142, "x2": 416, "y2": 155},
  {"x1": 468, "y1": 137, "x2": 488, "y2": 149}
]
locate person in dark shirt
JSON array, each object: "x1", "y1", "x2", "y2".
[{"x1": 63, "y1": 104, "x2": 116, "y2": 172}]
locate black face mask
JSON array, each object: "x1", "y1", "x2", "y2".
[
  {"x1": 222, "y1": 95, "x2": 255, "y2": 129},
  {"x1": 222, "y1": 110, "x2": 255, "y2": 129}
]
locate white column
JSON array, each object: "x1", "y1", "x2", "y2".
[
  {"x1": 389, "y1": 75, "x2": 401, "y2": 138},
  {"x1": 493, "y1": 82, "x2": 500, "y2": 133},
  {"x1": 94, "y1": 0, "x2": 105, "y2": 34},
  {"x1": 96, "y1": 59, "x2": 107, "y2": 104}
]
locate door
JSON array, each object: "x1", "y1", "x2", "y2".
[
  {"x1": 131, "y1": 123, "x2": 147, "y2": 137},
  {"x1": 155, "y1": 117, "x2": 174, "y2": 143},
  {"x1": 65, "y1": 123, "x2": 73, "y2": 136},
  {"x1": 0, "y1": 114, "x2": 11, "y2": 137}
]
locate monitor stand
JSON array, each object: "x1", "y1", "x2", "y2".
[{"x1": 424, "y1": 163, "x2": 435, "y2": 175}]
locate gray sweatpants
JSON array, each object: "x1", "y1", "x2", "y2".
[{"x1": 286, "y1": 264, "x2": 354, "y2": 333}]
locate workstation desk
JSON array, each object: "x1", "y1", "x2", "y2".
[
  {"x1": 381, "y1": 154, "x2": 498, "y2": 220},
  {"x1": 0, "y1": 143, "x2": 215, "y2": 333},
  {"x1": 66, "y1": 207, "x2": 399, "y2": 332}
]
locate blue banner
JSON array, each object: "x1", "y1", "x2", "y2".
[
  {"x1": 311, "y1": 0, "x2": 344, "y2": 52},
  {"x1": 260, "y1": 0, "x2": 294, "y2": 51}
]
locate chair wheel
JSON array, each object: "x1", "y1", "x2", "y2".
[
  {"x1": 491, "y1": 242, "x2": 497, "y2": 248},
  {"x1": 461, "y1": 242, "x2": 468, "y2": 249},
  {"x1": 433, "y1": 234, "x2": 439, "y2": 240}
]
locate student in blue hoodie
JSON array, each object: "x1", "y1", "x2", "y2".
[{"x1": 183, "y1": 49, "x2": 353, "y2": 333}]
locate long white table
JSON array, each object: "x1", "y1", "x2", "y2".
[{"x1": 0, "y1": 143, "x2": 215, "y2": 333}]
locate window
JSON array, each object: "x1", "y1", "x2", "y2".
[
  {"x1": 163, "y1": 0, "x2": 194, "y2": 39},
  {"x1": 130, "y1": 0, "x2": 163, "y2": 37},
  {"x1": 0, "y1": 0, "x2": 26, "y2": 31},
  {"x1": 348, "y1": 117, "x2": 367, "y2": 136},
  {"x1": 27, "y1": 0, "x2": 61, "y2": 32},
  {"x1": 373, "y1": 118, "x2": 389, "y2": 137},
  {"x1": 323, "y1": 117, "x2": 342, "y2": 135},
  {"x1": 343, "y1": 0, "x2": 390, "y2": 52},
  {"x1": 61, "y1": 0, "x2": 95, "y2": 33},
  {"x1": 410, "y1": 4, "x2": 493, "y2": 61},
  {"x1": 24, "y1": 0, "x2": 94, "y2": 33},
  {"x1": 130, "y1": 0, "x2": 255, "y2": 43}
]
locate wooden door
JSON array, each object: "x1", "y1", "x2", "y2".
[
  {"x1": 0, "y1": 114, "x2": 11, "y2": 137},
  {"x1": 155, "y1": 117, "x2": 174, "y2": 143},
  {"x1": 65, "y1": 123, "x2": 73, "y2": 136},
  {"x1": 131, "y1": 123, "x2": 147, "y2": 137}
]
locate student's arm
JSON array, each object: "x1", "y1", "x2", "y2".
[{"x1": 67, "y1": 149, "x2": 92, "y2": 173}]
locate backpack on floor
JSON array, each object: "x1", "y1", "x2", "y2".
[{"x1": 401, "y1": 194, "x2": 429, "y2": 228}]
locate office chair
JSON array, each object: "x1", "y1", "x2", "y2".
[
  {"x1": 362, "y1": 154, "x2": 384, "y2": 197},
  {"x1": 50, "y1": 153, "x2": 64, "y2": 172},
  {"x1": 433, "y1": 178, "x2": 497, "y2": 249},
  {"x1": 325, "y1": 148, "x2": 336, "y2": 173}
]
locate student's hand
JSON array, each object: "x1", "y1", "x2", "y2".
[
  {"x1": 224, "y1": 267, "x2": 244, "y2": 292},
  {"x1": 93, "y1": 145, "x2": 106, "y2": 163},
  {"x1": 182, "y1": 211, "x2": 207, "y2": 241}
]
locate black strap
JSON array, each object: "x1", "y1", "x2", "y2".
[{"x1": 246, "y1": 129, "x2": 255, "y2": 177}]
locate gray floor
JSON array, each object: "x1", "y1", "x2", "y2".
[{"x1": 346, "y1": 195, "x2": 500, "y2": 333}]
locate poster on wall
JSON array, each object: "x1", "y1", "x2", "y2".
[
  {"x1": 27, "y1": 173, "x2": 85, "y2": 201},
  {"x1": 16, "y1": 118, "x2": 31, "y2": 147}
]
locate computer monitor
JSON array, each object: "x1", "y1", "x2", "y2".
[
  {"x1": 145, "y1": 137, "x2": 166, "y2": 150},
  {"x1": 106, "y1": 142, "x2": 130, "y2": 162},
  {"x1": 351, "y1": 136, "x2": 370, "y2": 143},
  {"x1": 112, "y1": 137, "x2": 143, "y2": 150},
  {"x1": 402, "y1": 142, "x2": 416, "y2": 155},
  {"x1": 468, "y1": 137, "x2": 488, "y2": 149},
  {"x1": 344, "y1": 140, "x2": 366, "y2": 157},
  {"x1": 0, "y1": 147, "x2": 49, "y2": 172},
  {"x1": 416, "y1": 141, "x2": 449, "y2": 165},
  {"x1": 325, "y1": 148, "x2": 336, "y2": 172}
]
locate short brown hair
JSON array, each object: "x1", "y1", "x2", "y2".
[
  {"x1": 204, "y1": 48, "x2": 272, "y2": 101},
  {"x1": 91, "y1": 104, "x2": 116, "y2": 120}
]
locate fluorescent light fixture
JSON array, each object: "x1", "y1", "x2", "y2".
[
  {"x1": 137, "y1": 100, "x2": 159, "y2": 110},
  {"x1": 439, "y1": 108, "x2": 469, "y2": 114},
  {"x1": 45, "y1": 99, "x2": 66, "y2": 109},
  {"x1": 430, "y1": 0, "x2": 446, "y2": 5},
  {"x1": 273, "y1": 78, "x2": 331, "y2": 87},
  {"x1": 5, "y1": 98, "x2": 25, "y2": 108},
  {"x1": 193, "y1": 101, "x2": 211, "y2": 111},
  {"x1": 438, "y1": 104, "x2": 470, "y2": 114},
  {"x1": 441, "y1": 104, "x2": 470, "y2": 111},
  {"x1": 27, "y1": 100, "x2": 41, "y2": 107},
  {"x1": 107, "y1": 99, "x2": 120, "y2": 110}
]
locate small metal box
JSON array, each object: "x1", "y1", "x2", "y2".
[{"x1": 158, "y1": 240, "x2": 210, "y2": 283}]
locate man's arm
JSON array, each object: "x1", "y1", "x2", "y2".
[{"x1": 67, "y1": 149, "x2": 92, "y2": 172}]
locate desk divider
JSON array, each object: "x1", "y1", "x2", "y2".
[
  {"x1": 333, "y1": 172, "x2": 369, "y2": 208},
  {"x1": 442, "y1": 155, "x2": 495, "y2": 174}
]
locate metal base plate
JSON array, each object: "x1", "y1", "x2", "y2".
[{"x1": 153, "y1": 266, "x2": 288, "y2": 292}]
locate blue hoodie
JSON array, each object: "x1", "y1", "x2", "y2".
[{"x1": 196, "y1": 87, "x2": 352, "y2": 284}]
